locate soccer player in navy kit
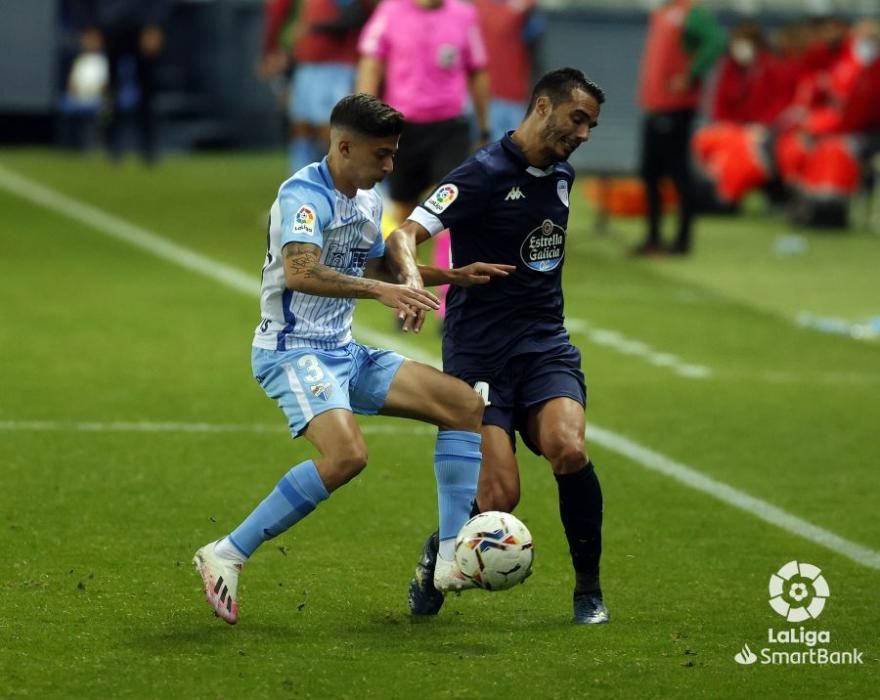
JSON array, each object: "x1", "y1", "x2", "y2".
[{"x1": 386, "y1": 68, "x2": 609, "y2": 624}]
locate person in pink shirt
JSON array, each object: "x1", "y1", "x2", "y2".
[
  {"x1": 357, "y1": 0, "x2": 489, "y2": 324},
  {"x1": 356, "y1": 0, "x2": 490, "y2": 226}
]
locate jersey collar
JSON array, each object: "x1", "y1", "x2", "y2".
[
  {"x1": 317, "y1": 156, "x2": 359, "y2": 201},
  {"x1": 501, "y1": 132, "x2": 562, "y2": 178},
  {"x1": 317, "y1": 157, "x2": 335, "y2": 190}
]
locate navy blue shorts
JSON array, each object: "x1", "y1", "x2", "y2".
[{"x1": 445, "y1": 344, "x2": 586, "y2": 455}]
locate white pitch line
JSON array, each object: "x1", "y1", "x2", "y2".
[
  {"x1": 588, "y1": 426, "x2": 880, "y2": 571},
  {"x1": 566, "y1": 317, "x2": 712, "y2": 379},
  {"x1": 0, "y1": 164, "x2": 259, "y2": 297},
  {"x1": 2, "y1": 163, "x2": 878, "y2": 572},
  {"x1": 0, "y1": 420, "x2": 434, "y2": 436}
]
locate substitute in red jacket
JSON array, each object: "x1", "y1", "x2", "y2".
[
  {"x1": 710, "y1": 21, "x2": 781, "y2": 125},
  {"x1": 783, "y1": 19, "x2": 880, "y2": 202},
  {"x1": 693, "y1": 22, "x2": 790, "y2": 200},
  {"x1": 635, "y1": 0, "x2": 725, "y2": 255}
]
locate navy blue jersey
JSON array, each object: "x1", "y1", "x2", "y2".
[{"x1": 409, "y1": 134, "x2": 575, "y2": 372}]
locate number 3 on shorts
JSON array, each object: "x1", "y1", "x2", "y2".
[
  {"x1": 298, "y1": 354, "x2": 325, "y2": 383},
  {"x1": 473, "y1": 381, "x2": 492, "y2": 406}
]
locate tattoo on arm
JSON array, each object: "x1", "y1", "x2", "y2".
[
  {"x1": 283, "y1": 242, "x2": 380, "y2": 297},
  {"x1": 284, "y1": 243, "x2": 321, "y2": 276}
]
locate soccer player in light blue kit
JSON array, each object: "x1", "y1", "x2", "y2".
[{"x1": 193, "y1": 94, "x2": 515, "y2": 625}]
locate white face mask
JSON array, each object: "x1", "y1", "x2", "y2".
[
  {"x1": 853, "y1": 37, "x2": 880, "y2": 65},
  {"x1": 730, "y1": 39, "x2": 756, "y2": 66}
]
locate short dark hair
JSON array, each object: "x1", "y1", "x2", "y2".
[
  {"x1": 330, "y1": 93, "x2": 405, "y2": 138},
  {"x1": 525, "y1": 68, "x2": 605, "y2": 115}
]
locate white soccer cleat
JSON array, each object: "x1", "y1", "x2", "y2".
[
  {"x1": 433, "y1": 556, "x2": 479, "y2": 594},
  {"x1": 193, "y1": 541, "x2": 242, "y2": 625}
]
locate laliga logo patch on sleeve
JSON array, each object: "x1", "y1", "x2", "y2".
[
  {"x1": 424, "y1": 184, "x2": 459, "y2": 215},
  {"x1": 293, "y1": 205, "x2": 316, "y2": 236}
]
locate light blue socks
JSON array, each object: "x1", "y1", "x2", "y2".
[
  {"x1": 434, "y1": 431, "x2": 482, "y2": 559},
  {"x1": 227, "y1": 459, "x2": 329, "y2": 558}
]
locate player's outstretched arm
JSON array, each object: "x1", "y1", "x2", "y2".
[
  {"x1": 385, "y1": 222, "x2": 513, "y2": 287},
  {"x1": 421, "y1": 262, "x2": 517, "y2": 287},
  {"x1": 283, "y1": 241, "x2": 439, "y2": 311}
]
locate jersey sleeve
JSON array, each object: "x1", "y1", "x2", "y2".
[
  {"x1": 278, "y1": 181, "x2": 334, "y2": 250},
  {"x1": 357, "y1": 0, "x2": 391, "y2": 59},
  {"x1": 407, "y1": 159, "x2": 491, "y2": 237}
]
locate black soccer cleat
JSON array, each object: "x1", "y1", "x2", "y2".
[
  {"x1": 407, "y1": 530, "x2": 445, "y2": 615},
  {"x1": 573, "y1": 591, "x2": 609, "y2": 625}
]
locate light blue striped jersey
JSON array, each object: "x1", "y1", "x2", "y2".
[{"x1": 253, "y1": 158, "x2": 385, "y2": 350}]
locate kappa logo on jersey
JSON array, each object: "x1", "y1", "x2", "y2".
[
  {"x1": 505, "y1": 186, "x2": 525, "y2": 201},
  {"x1": 424, "y1": 184, "x2": 459, "y2": 215},
  {"x1": 557, "y1": 180, "x2": 569, "y2": 207},
  {"x1": 520, "y1": 218, "x2": 566, "y2": 272},
  {"x1": 293, "y1": 205, "x2": 316, "y2": 236}
]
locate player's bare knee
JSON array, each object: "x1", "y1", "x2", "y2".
[
  {"x1": 547, "y1": 442, "x2": 588, "y2": 475},
  {"x1": 445, "y1": 385, "x2": 484, "y2": 432},
  {"x1": 332, "y1": 445, "x2": 369, "y2": 481},
  {"x1": 464, "y1": 390, "x2": 485, "y2": 431}
]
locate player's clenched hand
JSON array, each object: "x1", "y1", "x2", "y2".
[
  {"x1": 400, "y1": 304, "x2": 428, "y2": 334},
  {"x1": 450, "y1": 263, "x2": 517, "y2": 287}
]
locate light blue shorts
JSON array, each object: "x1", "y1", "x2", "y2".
[
  {"x1": 289, "y1": 63, "x2": 356, "y2": 125},
  {"x1": 252, "y1": 343, "x2": 406, "y2": 437}
]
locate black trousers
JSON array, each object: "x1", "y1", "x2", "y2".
[
  {"x1": 104, "y1": 29, "x2": 159, "y2": 160},
  {"x1": 639, "y1": 110, "x2": 695, "y2": 249},
  {"x1": 386, "y1": 117, "x2": 471, "y2": 203}
]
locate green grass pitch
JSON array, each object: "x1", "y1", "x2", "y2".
[{"x1": 0, "y1": 150, "x2": 878, "y2": 698}]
